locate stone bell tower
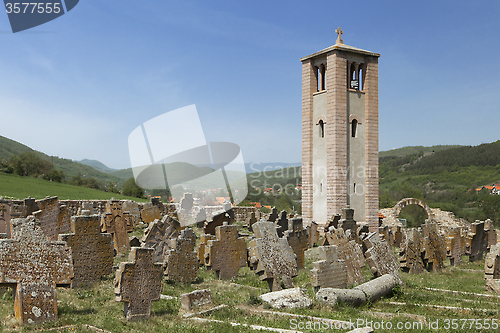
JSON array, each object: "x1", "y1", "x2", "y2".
[{"x1": 301, "y1": 28, "x2": 380, "y2": 231}]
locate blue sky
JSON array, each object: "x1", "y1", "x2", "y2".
[{"x1": 0, "y1": 1, "x2": 499, "y2": 169}]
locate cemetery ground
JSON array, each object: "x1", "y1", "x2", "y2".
[{"x1": 0, "y1": 222, "x2": 498, "y2": 333}]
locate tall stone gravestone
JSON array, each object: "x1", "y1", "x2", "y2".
[
  {"x1": 115, "y1": 247, "x2": 163, "y2": 321},
  {"x1": 310, "y1": 245, "x2": 348, "y2": 291},
  {"x1": 0, "y1": 216, "x2": 74, "y2": 325},
  {"x1": 248, "y1": 221, "x2": 297, "y2": 291},
  {"x1": 59, "y1": 211, "x2": 114, "y2": 288},
  {"x1": 284, "y1": 218, "x2": 309, "y2": 269},
  {"x1": 363, "y1": 232, "x2": 402, "y2": 284},
  {"x1": 165, "y1": 228, "x2": 199, "y2": 284},
  {"x1": 141, "y1": 215, "x2": 182, "y2": 263}
]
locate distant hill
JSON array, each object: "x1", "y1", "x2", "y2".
[
  {"x1": 0, "y1": 135, "x2": 39, "y2": 159},
  {"x1": 379, "y1": 145, "x2": 462, "y2": 158},
  {"x1": 79, "y1": 159, "x2": 117, "y2": 173}
]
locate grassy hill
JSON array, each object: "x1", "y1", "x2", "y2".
[
  {"x1": 0, "y1": 172, "x2": 146, "y2": 201},
  {"x1": 79, "y1": 159, "x2": 118, "y2": 173},
  {"x1": 379, "y1": 145, "x2": 462, "y2": 158}
]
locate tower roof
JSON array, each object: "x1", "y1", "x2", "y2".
[{"x1": 300, "y1": 28, "x2": 380, "y2": 61}]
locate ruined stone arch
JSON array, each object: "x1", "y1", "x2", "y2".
[{"x1": 393, "y1": 198, "x2": 434, "y2": 221}]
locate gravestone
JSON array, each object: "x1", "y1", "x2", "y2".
[
  {"x1": 197, "y1": 233, "x2": 215, "y2": 264},
  {"x1": 485, "y1": 219, "x2": 497, "y2": 251},
  {"x1": 284, "y1": 218, "x2": 309, "y2": 269},
  {"x1": 246, "y1": 211, "x2": 257, "y2": 232},
  {"x1": 141, "y1": 215, "x2": 182, "y2": 263},
  {"x1": 307, "y1": 221, "x2": 319, "y2": 247},
  {"x1": 34, "y1": 196, "x2": 60, "y2": 241},
  {"x1": 324, "y1": 214, "x2": 341, "y2": 232},
  {"x1": 485, "y1": 244, "x2": 500, "y2": 280},
  {"x1": 247, "y1": 221, "x2": 297, "y2": 291},
  {"x1": 268, "y1": 207, "x2": 278, "y2": 222},
  {"x1": 141, "y1": 200, "x2": 162, "y2": 224},
  {"x1": 205, "y1": 222, "x2": 247, "y2": 279},
  {"x1": 310, "y1": 245, "x2": 348, "y2": 291},
  {"x1": 422, "y1": 223, "x2": 445, "y2": 272},
  {"x1": 115, "y1": 247, "x2": 163, "y2": 321},
  {"x1": 468, "y1": 221, "x2": 488, "y2": 262},
  {"x1": 59, "y1": 211, "x2": 113, "y2": 288},
  {"x1": 0, "y1": 199, "x2": 11, "y2": 237},
  {"x1": 399, "y1": 228, "x2": 425, "y2": 274},
  {"x1": 203, "y1": 210, "x2": 231, "y2": 235},
  {"x1": 180, "y1": 289, "x2": 212, "y2": 312},
  {"x1": 57, "y1": 204, "x2": 72, "y2": 235},
  {"x1": 122, "y1": 200, "x2": 141, "y2": 227},
  {"x1": 363, "y1": 232, "x2": 402, "y2": 284},
  {"x1": 101, "y1": 211, "x2": 131, "y2": 254},
  {"x1": 165, "y1": 228, "x2": 199, "y2": 284},
  {"x1": 445, "y1": 227, "x2": 464, "y2": 266},
  {"x1": 275, "y1": 210, "x2": 288, "y2": 238},
  {"x1": 0, "y1": 216, "x2": 73, "y2": 325},
  {"x1": 180, "y1": 193, "x2": 194, "y2": 211},
  {"x1": 338, "y1": 207, "x2": 357, "y2": 231},
  {"x1": 322, "y1": 227, "x2": 365, "y2": 286},
  {"x1": 196, "y1": 208, "x2": 207, "y2": 225}
]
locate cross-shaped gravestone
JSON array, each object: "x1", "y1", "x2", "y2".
[
  {"x1": 197, "y1": 233, "x2": 215, "y2": 264},
  {"x1": 205, "y1": 222, "x2": 247, "y2": 279},
  {"x1": 248, "y1": 221, "x2": 297, "y2": 291},
  {"x1": 0, "y1": 216, "x2": 73, "y2": 325},
  {"x1": 59, "y1": 211, "x2": 113, "y2": 288},
  {"x1": 399, "y1": 228, "x2": 425, "y2": 274},
  {"x1": 363, "y1": 232, "x2": 403, "y2": 284},
  {"x1": 335, "y1": 27, "x2": 343, "y2": 44},
  {"x1": 275, "y1": 210, "x2": 288, "y2": 238},
  {"x1": 268, "y1": 207, "x2": 278, "y2": 223},
  {"x1": 310, "y1": 245, "x2": 347, "y2": 291},
  {"x1": 422, "y1": 223, "x2": 445, "y2": 272},
  {"x1": 284, "y1": 218, "x2": 309, "y2": 269},
  {"x1": 204, "y1": 210, "x2": 231, "y2": 235},
  {"x1": 140, "y1": 201, "x2": 162, "y2": 224},
  {"x1": 141, "y1": 215, "x2": 182, "y2": 264},
  {"x1": 322, "y1": 226, "x2": 365, "y2": 286},
  {"x1": 115, "y1": 247, "x2": 163, "y2": 321},
  {"x1": 101, "y1": 211, "x2": 131, "y2": 254},
  {"x1": 165, "y1": 228, "x2": 199, "y2": 284}
]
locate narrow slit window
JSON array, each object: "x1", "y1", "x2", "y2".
[
  {"x1": 353, "y1": 183, "x2": 356, "y2": 193},
  {"x1": 351, "y1": 119, "x2": 357, "y2": 138},
  {"x1": 319, "y1": 120, "x2": 325, "y2": 138},
  {"x1": 359, "y1": 68, "x2": 363, "y2": 90}
]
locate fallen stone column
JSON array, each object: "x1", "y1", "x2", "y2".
[{"x1": 316, "y1": 274, "x2": 400, "y2": 307}]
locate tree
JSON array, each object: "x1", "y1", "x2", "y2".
[{"x1": 122, "y1": 177, "x2": 144, "y2": 198}]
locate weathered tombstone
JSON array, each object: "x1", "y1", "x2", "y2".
[
  {"x1": 247, "y1": 221, "x2": 297, "y2": 291},
  {"x1": 101, "y1": 211, "x2": 131, "y2": 254},
  {"x1": 141, "y1": 215, "x2": 182, "y2": 263},
  {"x1": 322, "y1": 227, "x2": 365, "y2": 286},
  {"x1": 180, "y1": 193, "x2": 194, "y2": 212},
  {"x1": 363, "y1": 232, "x2": 403, "y2": 284},
  {"x1": 0, "y1": 216, "x2": 73, "y2": 325},
  {"x1": 422, "y1": 223, "x2": 445, "y2": 272},
  {"x1": 246, "y1": 211, "x2": 257, "y2": 232},
  {"x1": 284, "y1": 218, "x2": 309, "y2": 269},
  {"x1": 204, "y1": 210, "x2": 230, "y2": 235},
  {"x1": 485, "y1": 219, "x2": 497, "y2": 252},
  {"x1": 59, "y1": 211, "x2": 113, "y2": 288},
  {"x1": 165, "y1": 228, "x2": 199, "y2": 284},
  {"x1": 205, "y1": 222, "x2": 247, "y2": 279},
  {"x1": 33, "y1": 196, "x2": 60, "y2": 241},
  {"x1": 307, "y1": 221, "x2": 319, "y2": 248},
  {"x1": 275, "y1": 210, "x2": 288, "y2": 238},
  {"x1": 399, "y1": 228, "x2": 425, "y2": 274},
  {"x1": 196, "y1": 208, "x2": 207, "y2": 225},
  {"x1": 338, "y1": 207, "x2": 357, "y2": 231},
  {"x1": 324, "y1": 214, "x2": 341, "y2": 233},
  {"x1": 310, "y1": 245, "x2": 348, "y2": 291},
  {"x1": 0, "y1": 199, "x2": 12, "y2": 237},
  {"x1": 485, "y1": 244, "x2": 500, "y2": 280},
  {"x1": 122, "y1": 200, "x2": 141, "y2": 228},
  {"x1": 57, "y1": 204, "x2": 72, "y2": 235},
  {"x1": 268, "y1": 207, "x2": 278, "y2": 222},
  {"x1": 196, "y1": 233, "x2": 215, "y2": 264},
  {"x1": 180, "y1": 289, "x2": 212, "y2": 312},
  {"x1": 140, "y1": 200, "x2": 162, "y2": 224},
  {"x1": 468, "y1": 221, "x2": 488, "y2": 262},
  {"x1": 393, "y1": 225, "x2": 403, "y2": 248},
  {"x1": 445, "y1": 227, "x2": 464, "y2": 266},
  {"x1": 115, "y1": 247, "x2": 163, "y2": 321}
]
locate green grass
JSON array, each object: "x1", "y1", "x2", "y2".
[{"x1": 0, "y1": 173, "x2": 147, "y2": 201}]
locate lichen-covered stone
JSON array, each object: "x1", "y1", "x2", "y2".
[
  {"x1": 205, "y1": 222, "x2": 246, "y2": 279},
  {"x1": 248, "y1": 221, "x2": 297, "y2": 291},
  {"x1": 0, "y1": 216, "x2": 73, "y2": 325},
  {"x1": 310, "y1": 245, "x2": 348, "y2": 291},
  {"x1": 59, "y1": 212, "x2": 113, "y2": 288},
  {"x1": 399, "y1": 228, "x2": 425, "y2": 274},
  {"x1": 141, "y1": 215, "x2": 182, "y2": 264},
  {"x1": 115, "y1": 247, "x2": 163, "y2": 321},
  {"x1": 165, "y1": 228, "x2": 198, "y2": 284},
  {"x1": 284, "y1": 218, "x2": 309, "y2": 269},
  {"x1": 363, "y1": 232, "x2": 402, "y2": 284},
  {"x1": 260, "y1": 287, "x2": 312, "y2": 309},
  {"x1": 180, "y1": 289, "x2": 212, "y2": 311}
]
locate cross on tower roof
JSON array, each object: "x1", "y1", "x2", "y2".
[{"x1": 335, "y1": 27, "x2": 343, "y2": 44}]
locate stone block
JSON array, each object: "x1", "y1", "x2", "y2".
[
  {"x1": 248, "y1": 221, "x2": 297, "y2": 291},
  {"x1": 363, "y1": 232, "x2": 402, "y2": 284},
  {"x1": 284, "y1": 218, "x2": 309, "y2": 269},
  {"x1": 399, "y1": 228, "x2": 425, "y2": 274},
  {"x1": 260, "y1": 287, "x2": 312, "y2": 309},
  {"x1": 115, "y1": 247, "x2": 163, "y2": 321},
  {"x1": 165, "y1": 228, "x2": 199, "y2": 284},
  {"x1": 0, "y1": 216, "x2": 73, "y2": 325},
  {"x1": 141, "y1": 215, "x2": 182, "y2": 264},
  {"x1": 180, "y1": 289, "x2": 212, "y2": 311},
  {"x1": 310, "y1": 245, "x2": 348, "y2": 291},
  {"x1": 204, "y1": 210, "x2": 231, "y2": 235}
]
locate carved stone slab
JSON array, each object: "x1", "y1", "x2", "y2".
[
  {"x1": 248, "y1": 221, "x2": 297, "y2": 291},
  {"x1": 59, "y1": 212, "x2": 113, "y2": 288},
  {"x1": 115, "y1": 247, "x2": 163, "y2": 321},
  {"x1": 275, "y1": 210, "x2": 288, "y2": 238},
  {"x1": 422, "y1": 223, "x2": 445, "y2": 272},
  {"x1": 204, "y1": 210, "x2": 231, "y2": 235},
  {"x1": 141, "y1": 215, "x2": 182, "y2": 264},
  {"x1": 197, "y1": 233, "x2": 215, "y2": 264},
  {"x1": 485, "y1": 244, "x2": 500, "y2": 280},
  {"x1": 0, "y1": 216, "x2": 73, "y2": 325},
  {"x1": 363, "y1": 232, "x2": 402, "y2": 284},
  {"x1": 322, "y1": 227, "x2": 365, "y2": 286},
  {"x1": 284, "y1": 218, "x2": 309, "y2": 269},
  {"x1": 165, "y1": 228, "x2": 198, "y2": 284},
  {"x1": 180, "y1": 289, "x2": 212, "y2": 311},
  {"x1": 399, "y1": 228, "x2": 425, "y2": 274},
  {"x1": 310, "y1": 245, "x2": 348, "y2": 291},
  {"x1": 468, "y1": 221, "x2": 487, "y2": 262},
  {"x1": 101, "y1": 208, "x2": 132, "y2": 254},
  {"x1": 140, "y1": 201, "x2": 162, "y2": 224},
  {"x1": 205, "y1": 223, "x2": 246, "y2": 279}
]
